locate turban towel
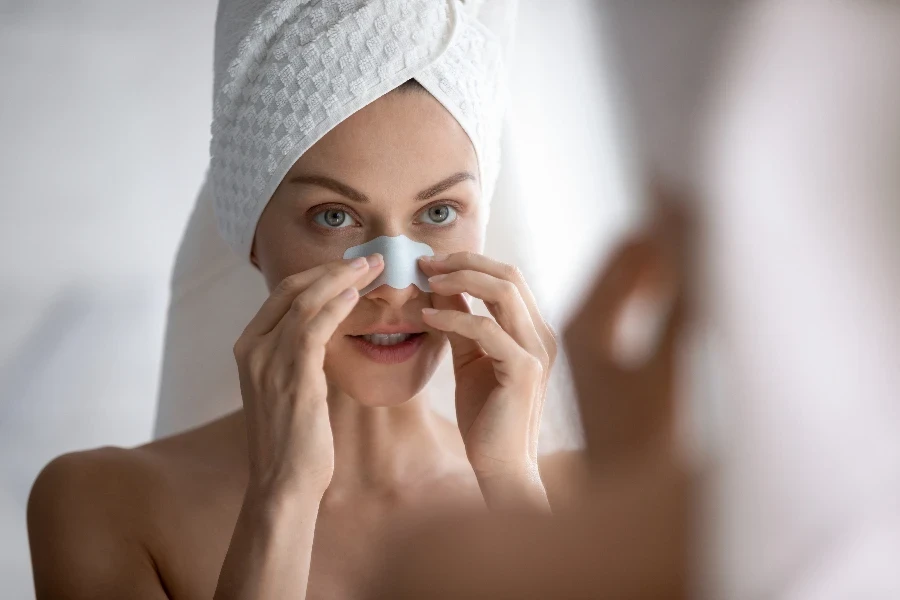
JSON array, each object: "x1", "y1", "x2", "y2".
[
  {"x1": 153, "y1": 0, "x2": 516, "y2": 438},
  {"x1": 209, "y1": 0, "x2": 508, "y2": 260}
]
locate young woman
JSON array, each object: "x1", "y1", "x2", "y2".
[{"x1": 27, "y1": 2, "x2": 586, "y2": 599}]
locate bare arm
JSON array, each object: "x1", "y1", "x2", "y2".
[
  {"x1": 214, "y1": 487, "x2": 323, "y2": 599},
  {"x1": 213, "y1": 255, "x2": 384, "y2": 599}
]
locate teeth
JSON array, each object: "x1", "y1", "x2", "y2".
[{"x1": 362, "y1": 333, "x2": 414, "y2": 346}]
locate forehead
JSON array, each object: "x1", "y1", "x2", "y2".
[{"x1": 285, "y1": 90, "x2": 479, "y2": 194}]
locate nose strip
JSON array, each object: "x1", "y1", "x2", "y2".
[{"x1": 343, "y1": 235, "x2": 435, "y2": 296}]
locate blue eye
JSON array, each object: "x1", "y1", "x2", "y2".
[
  {"x1": 314, "y1": 209, "x2": 357, "y2": 228},
  {"x1": 419, "y1": 204, "x2": 457, "y2": 226}
]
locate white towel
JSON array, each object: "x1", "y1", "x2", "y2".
[{"x1": 209, "y1": 0, "x2": 510, "y2": 260}]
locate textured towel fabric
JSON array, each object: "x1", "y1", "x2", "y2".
[{"x1": 209, "y1": 0, "x2": 507, "y2": 260}]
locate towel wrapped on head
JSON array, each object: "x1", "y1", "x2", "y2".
[{"x1": 209, "y1": 0, "x2": 511, "y2": 260}]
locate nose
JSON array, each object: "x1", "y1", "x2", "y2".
[{"x1": 364, "y1": 283, "x2": 422, "y2": 308}]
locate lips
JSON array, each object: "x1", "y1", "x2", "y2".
[{"x1": 347, "y1": 332, "x2": 426, "y2": 364}]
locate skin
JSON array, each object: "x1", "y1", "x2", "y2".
[
  {"x1": 26, "y1": 88, "x2": 584, "y2": 600},
  {"x1": 365, "y1": 193, "x2": 694, "y2": 599}
]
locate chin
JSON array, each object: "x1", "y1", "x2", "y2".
[{"x1": 324, "y1": 331, "x2": 447, "y2": 407}]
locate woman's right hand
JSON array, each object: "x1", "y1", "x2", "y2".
[{"x1": 233, "y1": 254, "x2": 385, "y2": 498}]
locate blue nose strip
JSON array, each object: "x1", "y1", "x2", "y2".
[{"x1": 343, "y1": 235, "x2": 435, "y2": 295}]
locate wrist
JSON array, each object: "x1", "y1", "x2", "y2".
[
  {"x1": 470, "y1": 455, "x2": 539, "y2": 483},
  {"x1": 247, "y1": 462, "x2": 333, "y2": 498},
  {"x1": 244, "y1": 476, "x2": 327, "y2": 519},
  {"x1": 475, "y1": 466, "x2": 551, "y2": 514}
]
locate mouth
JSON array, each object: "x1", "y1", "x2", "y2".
[
  {"x1": 347, "y1": 332, "x2": 427, "y2": 364},
  {"x1": 357, "y1": 332, "x2": 420, "y2": 345}
]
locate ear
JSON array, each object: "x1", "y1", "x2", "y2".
[{"x1": 460, "y1": 0, "x2": 519, "y2": 65}]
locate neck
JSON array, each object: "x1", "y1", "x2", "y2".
[{"x1": 324, "y1": 385, "x2": 456, "y2": 496}]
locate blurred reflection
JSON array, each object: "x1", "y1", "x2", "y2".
[{"x1": 367, "y1": 1, "x2": 900, "y2": 598}]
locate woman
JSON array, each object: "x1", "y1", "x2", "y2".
[{"x1": 27, "y1": 1, "x2": 585, "y2": 598}]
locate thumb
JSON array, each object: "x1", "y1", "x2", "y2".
[{"x1": 431, "y1": 292, "x2": 485, "y2": 370}]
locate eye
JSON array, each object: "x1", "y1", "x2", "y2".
[
  {"x1": 418, "y1": 204, "x2": 458, "y2": 226},
  {"x1": 313, "y1": 208, "x2": 357, "y2": 229}
]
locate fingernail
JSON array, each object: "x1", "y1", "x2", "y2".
[
  {"x1": 429, "y1": 274, "x2": 447, "y2": 283},
  {"x1": 367, "y1": 253, "x2": 383, "y2": 267},
  {"x1": 350, "y1": 257, "x2": 367, "y2": 269},
  {"x1": 422, "y1": 308, "x2": 439, "y2": 315},
  {"x1": 428, "y1": 254, "x2": 448, "y2": 262},
  {"x1": 340, "y1": 287, "x2": 359, "y2": 301}
]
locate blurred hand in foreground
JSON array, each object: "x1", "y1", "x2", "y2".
[{"x1": 364, "y1": 188, "x2": 695, "y2": 599}]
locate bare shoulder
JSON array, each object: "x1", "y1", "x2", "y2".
[
  {"x1": 538, "y1": 449, "x2": 590, "y2": 511},
  {"x1": 27, "y1": 413, "x2": 244, "y2": 599},
  {"x1": 29, "y1": 444, "x2": 168, "y2": 528},
  {"x1": 27, "y1": 445, "x2": 170, "y2": 599}
]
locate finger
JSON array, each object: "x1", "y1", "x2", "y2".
[
  {"x1": 430, "y1": 292, "x2": 484, "y2": 368},
  {"x1": 272, "y1": 255, "x2": 384, "y2": 345},
  {"x1": 278, "y1": 286, "x2": 361, "y2": 371},
  {"x1": 244, "y1": 255, "x2": 382, "y2": 337},
  {"x1": 422, "y1": 309, "x2": 540, "y2": 387},
  {"x1": 563, "y1": 238, "x2": 656, "y2": 360},
  {"x1": 420, "y1": 253, "x2": 556, "y2": 362},
  {"x1": 428, "y1": 270, "x2": 545, "y2": 360},
  {"x1": 563, "y1": 232, "x2": 683, "y2": 468}
]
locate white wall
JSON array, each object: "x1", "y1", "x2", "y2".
[{"x1": 0, "y1": 1, "x2": 217, "y2": 596}]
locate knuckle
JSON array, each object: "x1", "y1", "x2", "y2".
[
  {"x1": 500, "y1": 280, "x2": 518, "y2": 302},
  {"x1": 329, "y1": 260, "x2": 353, "y2": 275},
  {"x1": 325, "y1": 260, "x2": 359, "y2": 284},
  {"x1": 234, "y1": 336, "x2": 264, "y2": 367},
  {"x1": 523, "y1": 354, "x2": 544, "y2": 380},
  {"x1": 232, "y1": 336, "x2": 249, "y2": 360},
  {"x1": 500, "y1": 262, "x2": 522, "y2": 282},
  {"x1": 477, "y1": 316, "x2": 497, "y2": 335},
  {"x1": 275, "y1": 273, "x2": 304, "y2": 296},
  {"x1": 290, "y1": 294, "x2": 315, "y2": 318}
]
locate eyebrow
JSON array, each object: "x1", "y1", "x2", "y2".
[
  {"x1": 287, "y1": 171, "x2": 477, "y2": 204},
  {"x1": 288, "y1": 175, "x2": 370, "y2": 203},
  {"x1": 415, "y1": 171, "x2": 477, "y2": 201}
]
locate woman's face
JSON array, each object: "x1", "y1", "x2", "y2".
[{"x1": 252, "y1": 88, "x2": 484, "y2": 406}]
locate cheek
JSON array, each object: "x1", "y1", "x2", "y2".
[
  {"x1": 255, "y1": 223, "x2": 347, "y2": 287},
  {"x1": 426, "y1": 220, "x2": 485, "y2": 255}
]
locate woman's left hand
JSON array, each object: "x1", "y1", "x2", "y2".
[{"x1": 418, "y1": 252, "x2": 557, "y2": 507}]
